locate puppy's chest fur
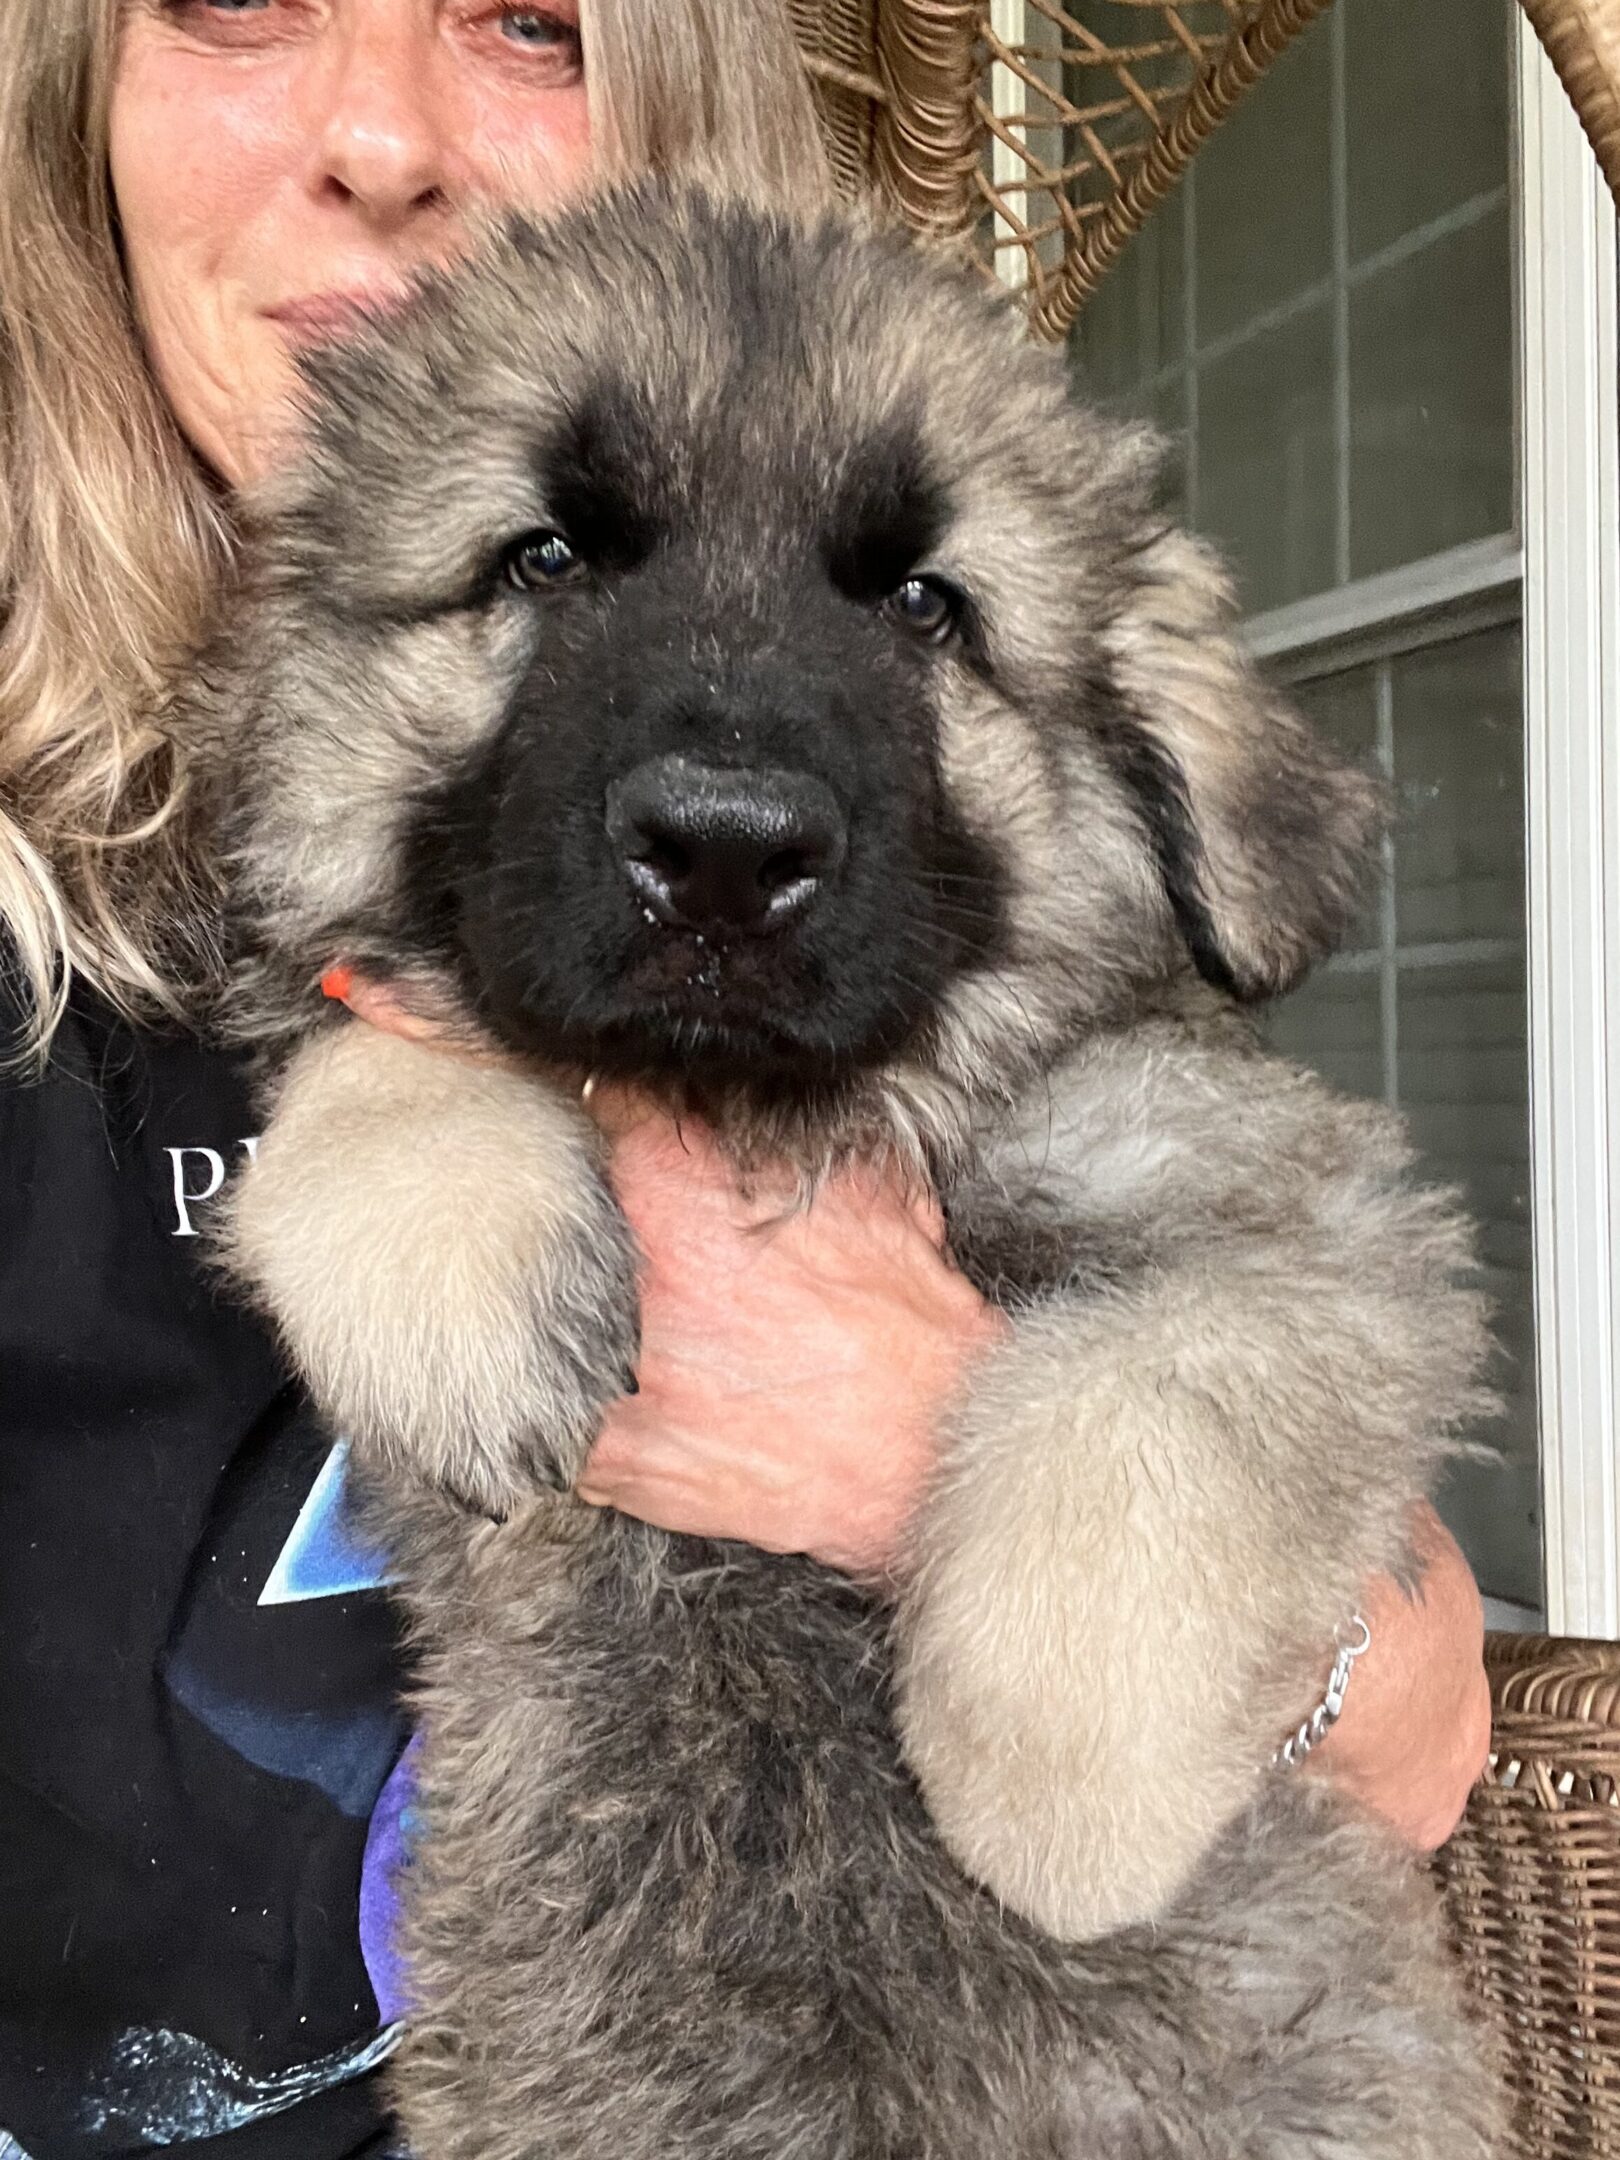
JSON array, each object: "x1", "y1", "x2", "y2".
[
  {"x1": 386, "y1": 1499, "x2": 1464, "y2": 2160},
  {"x1": 948, "y1": 1189, "x2": 1149, "y2": 1305},
  {"x1": 222, "y1": 999, "x2": 1495, "y2": 2155},
  {"x1": 389, "y1": 1499, "x2": 1057, "y2": 2150},
  {"x1": 374, "y1": 1182, "x2": 1470, "y2": 2160},
  {"x1": 385, "y1": 1181, "x2": 1097, "y2": 2017}
]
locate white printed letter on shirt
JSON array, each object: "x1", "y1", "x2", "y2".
[{"x1": 166, "y1": 1146, "x2": 226, "y2": 1238}]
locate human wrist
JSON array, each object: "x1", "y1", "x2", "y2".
[
  {"x1": 1275, "y1": 1615, "x2": 1372, "y2": 1770},
  {"x1": 1304, "y1": 1511, "x2": 1490, "y2": 1849}
]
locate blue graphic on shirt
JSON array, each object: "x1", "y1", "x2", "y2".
[
  {"x1": 258, "y1": 1439, "x2": 397, "y2": 1605},
  {"x1": 359, "y1": 1734, "x2": 424, "y2": 2022},
  {"x1": 162, "y1": 1659, "x2": 406, "y2": 1818},
  {"x1": 159, "y1": 1423, "x2": 408, "y2": 1814},
  {"x1": 130, "y1": 1422, "x2": 415, "y2": 2144},
  {"x1": 76, "y1": 2021, "x2": 403, "y2": 2145}
]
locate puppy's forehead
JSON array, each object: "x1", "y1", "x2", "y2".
[
  {"x1": 282, "y1": 187, "x2": 1073, "y2": 614},
  {"x1": 429, "y1": 218, "x2": 957, "y2": 532}
]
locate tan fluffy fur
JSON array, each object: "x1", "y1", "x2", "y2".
[
  {"x1": 225, "y1": 1027, "x2": 636, "y2": 1518},
  {"x1": 902, "y1": 1004, "x2": 1491, "y2": 1936}
]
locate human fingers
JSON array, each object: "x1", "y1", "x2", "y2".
[{"x1": 322, "y1": 966, "x2": 505, "y2": 1064}]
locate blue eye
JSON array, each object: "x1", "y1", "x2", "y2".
[
  {"x1": 885, "y1": 574, "x2": 962, "y2": 642},
  {"x1": 161, "y1": 0, "x2": 275, "y2": 24},
  {"x1": 505, "y1": 530, "x2": 582, "y2": 590},
  {"x1": 499, "y1": 8, "x2": 574, "y2": 45}
]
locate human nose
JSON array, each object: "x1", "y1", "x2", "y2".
[{"x1": 306, "y1": 10, "x2": 454, "y2": 225}]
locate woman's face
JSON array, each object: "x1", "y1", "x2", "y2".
[{"x1": 110, "y1": 0, "x2": 593, "y2": 486}]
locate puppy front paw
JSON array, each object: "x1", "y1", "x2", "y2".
[{"x1": 223, "y1": 1027, "x2": 639, "y2": 1517}]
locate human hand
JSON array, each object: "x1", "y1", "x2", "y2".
[
  {"x1": 1309, "y1": 1502, "x2": 1491, "y2": 1850},
  {"x1": 317, "y1": 975, "x2": 1004, "y2": 1572},
  {"x1": 576, "y1": 1087, "x2": 1006, "y2": 1578}
]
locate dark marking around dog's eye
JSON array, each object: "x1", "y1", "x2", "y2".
[
  {"x1": 538, "y1": 382, "x2": 664, "y2": 574},
  {"x1": 882, "y1": 574, "x2": 964, "y2": 644},
  {"x1": 825, "y1": 423, "x2": 948, "y2": 605},
  {"x1": 505, "y1": 530, "x2": 583, "y2": 590}
]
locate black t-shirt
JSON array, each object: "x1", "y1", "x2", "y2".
[{"x1": 0, "y1": 981, "x2": 410, "y2": 2159}]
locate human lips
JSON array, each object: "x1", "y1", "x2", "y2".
[{"x1": 263, "y1": 287, "x2": 411, "y2": 347}]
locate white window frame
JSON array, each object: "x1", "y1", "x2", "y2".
[
  {"x1": 989, "y1": 0, "x2": 1034, "y2": 290},
  {"x1": 1518, "y1": 16, "x2": 1620, "y2": 1640}
]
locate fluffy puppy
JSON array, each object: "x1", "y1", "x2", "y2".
[{"x1": 185, "y1": 183, "x2": 1500, "y2": 2159}]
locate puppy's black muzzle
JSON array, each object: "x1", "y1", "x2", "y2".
[
  {"x1": 410, "y1": 573, "x2": 1007, "y2": 1090},
  {"x1": 605, "y1": 755, "x2": 847, "y2": 939}
]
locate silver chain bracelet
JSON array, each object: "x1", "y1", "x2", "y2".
[{"x1": 1274, "y1": 1615, "x2": 1372, "y2": 1769}]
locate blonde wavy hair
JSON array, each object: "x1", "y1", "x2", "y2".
[{"x1": 0, "y1": 0, "x2": 829, "y2": 1060}]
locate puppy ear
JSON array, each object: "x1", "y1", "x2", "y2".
[{"x1": 1101, "y1": 528, "x2": 1384, "y2": 1001}]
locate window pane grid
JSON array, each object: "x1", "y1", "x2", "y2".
[
  {"x1": 1065, "y1": 0, "x2": 1534, "y2": 1605},
  {"x1": 1130, "y1": 187, "x2": 1509, "y2": 411},
  {"x1": 1270, "y1": 626, "x2": 1537, "y2": 1607},
  {"x1": 1072, "y1": 0, "x2": 1515, "y2": 615}
]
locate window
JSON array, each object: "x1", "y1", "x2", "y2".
[
  {"x1": 1067, "y1": 0, "x2": 1542, "y2": 1617},
  {"x1": 1276, "y1": 631, "x2": 1535, "y2": 1611}
]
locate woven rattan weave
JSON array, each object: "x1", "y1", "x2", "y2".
[
  {"x1": 787, "y1": 2, "x2": 1357, "y2": 335},
  {"x1": 1521, "y1": 0, "x2": 1620, "y2": 195},
  {"x1": 789, "y1": 0, "x2": 882, "y2": 200},
  {"x1": 796, "y1": 0, "x2": 988, "y2": 235},
  {"x1": 1435, "y1": 1635, "x2": 1620, "y2": 2160},
  {"x1": 977, "y1": 1, "x2": 1336, "y2": 336},
  {"x1": 788, "y1": 1, "x2": 1620, "y2": 340}
]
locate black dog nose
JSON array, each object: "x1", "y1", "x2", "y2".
[{"x1": 605, "y1": 755, "x2": 846, "y2": 936}]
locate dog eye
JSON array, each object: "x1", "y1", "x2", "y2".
[
  {"x1": 504, "y1": 530, "x2": 583, "y2": 590},
  {"x1": 884, "y1": 575, "x2": 962, "y2": 642}
]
